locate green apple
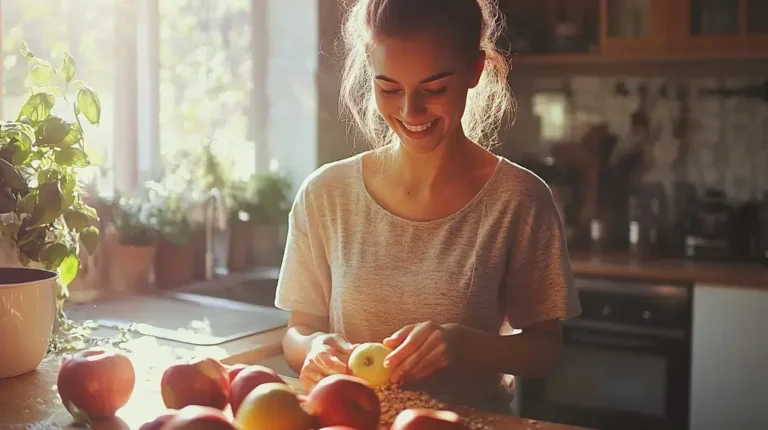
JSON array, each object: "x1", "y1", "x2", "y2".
[{"x1": 348, "y1": 342, "x2": 393, "y2": 387}]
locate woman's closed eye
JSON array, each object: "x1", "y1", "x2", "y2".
[{"x1": 423, "y1": 86, "x2": 447, "y2": 95}]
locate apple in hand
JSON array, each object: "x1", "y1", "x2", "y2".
[
  {"x1": 391, "y1": 409, "x2": 468, "y2": 430},
  {"x1": 161, "y1": 357, "x2": 230, "y2": 410},
  {"x1": 230, "y1": 365, "x2": 285, "y2": 415},
  {"x1": 225, "y1": 363, "x2": 249, "y2": 383},
  {"x1": 235, "y1": 382, "x2": 314, "y2": 430},
  {"x1": 304, "y1": 374, "x2": 380, "y2": 430},
  {"x1": 138, "y1": 411, "x2": 179, "y2": 430},
  {"x1": 163, "y1": 405, "x2": 237, "y2": 430},
  {"x1": 348, "y1": 342, "x2": 393, "y2": 387},
  {"x1": 57, "y1": 348, "x2": 136, "y2": 422}
]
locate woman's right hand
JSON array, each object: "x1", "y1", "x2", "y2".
[{"x1": 300, "y1": 333, "x2": 355, "y2": 389}]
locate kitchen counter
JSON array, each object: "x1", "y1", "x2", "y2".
[
  {"x1": 570, "y1": 253, "x2": 768, "y2": 289},
  {"x1": 0, "y1": 329, "x2": 588, "y2": 430}
]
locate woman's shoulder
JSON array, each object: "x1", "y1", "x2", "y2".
[
  {"x1": 490, "y1": 157, "x2": 555, "y2": 205},
  {"x1": 295, "y1": 152, "x2": 366, "y2": 203}
]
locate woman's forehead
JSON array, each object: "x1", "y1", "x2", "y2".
[{"x1": 368, "y1": 33, "x2": 465, "y2": 82}]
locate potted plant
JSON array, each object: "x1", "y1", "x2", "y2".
[
  {"x1": 226, "y1": 178, "x2": 257, "y2": 271},
  {"x1": 106, "y1": 194, "x2": 161, "y2": 293},
  {"x1": 145, "y1": 180, "x2": 199, "y2": 288},
  {"x1": 248, "y1": 171, "x2": 292, "y2": 267},
  {"x1": 0, "y1": 43, "x2": 102, "y2": 373}
]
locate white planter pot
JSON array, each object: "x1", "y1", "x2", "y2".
[{"x1": 0, "y1": 267, "x2": 58, "y2": 379}]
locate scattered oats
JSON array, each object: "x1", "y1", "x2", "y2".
[{"x1": 374, "y1": 384, "x2": 493, "y2": 430}]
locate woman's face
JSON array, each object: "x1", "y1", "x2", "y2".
[{"x1": 368, "y1": 31, "x2": 483, "y2": 154}]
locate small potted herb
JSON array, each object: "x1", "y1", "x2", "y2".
[
  {"x1": 106, "y1": 195, "x2": 160, "y2": 293},
  {"x1": 248, "y1": 171, "x2": 292, "y2": 266}
]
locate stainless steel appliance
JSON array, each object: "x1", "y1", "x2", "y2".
[{"x1": 514, "y1": 276, "x2": 693, "y2": 430}]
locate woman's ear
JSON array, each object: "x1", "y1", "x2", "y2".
[{"x1": 469, "y1": 50, "x2": 486, "y2": 89}]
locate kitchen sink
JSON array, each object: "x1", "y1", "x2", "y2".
[{"x1": 171, "y1": 269, "x2": 280, "y2": 309}]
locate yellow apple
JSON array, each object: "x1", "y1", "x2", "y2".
[
  {"x1": 348, "y1": 342, "x2": 393, "y2": 387},
  {"x1": 234, "y1": 382, "x2": 313, "y2": 430}
]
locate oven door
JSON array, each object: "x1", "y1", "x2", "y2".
[{"x1": 515, "y1": 323, "x2": 690, "y2": 430}]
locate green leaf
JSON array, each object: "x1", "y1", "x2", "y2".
[
  {"x1": 79, "y1": 227, "x2": 99, "y2": 255},
  {"x1": 60, "y1": 172, "x2": 77, "y2": 210},
  {"x1": 54, "y1": 147, "x2": 89, "y2": 167},
  {"x1": 64, "y1": 209, "x2": 90, "y2": 231},
  {"x1": 4, "y1": 124, "x2": 35, "y2": 150},
  {"x1": 0, "y1": 158, "x2": 28, "y2": 191},
  {"x1": 40, "y1": 243, "x2": 69, "y2": 271},
  {"x1": 71, "y1": 80, "x2": 85, "y2": 90},
  {"x1": 30, "y1": 64, "x2": 56, "y2": 84},
  {"x1": 30, "y1": 182, "x2": 65, "y2": 227},
  {"x1": 61, "y1": 53, "x2": 76, "y2": 83},
  {"x1": 59, "y1": 251, "x2": 79, "y2": 285},
  {"x1": 56, "y1": 123, "x2": 82, "y2": 148},
  {"x1": 38, "y1": 169, "x2": 59, "y2": 184},
  {"x1": 16, "y1": 191, "x2": 37, "y2": 214},
  {"x1": 77, "y1": 203, "x2": 98, "y2": 220},
  {"x1": 0, "y1": 189, "x2": 16, "y2": 213},
  {"x1": 36, "y1": 117, "x2": 71, "y2": 147},
  {"x1": 0, "y1": 142, "x2": 30, "y2": 166},
  {"x1": 76, "y1": 87, "x2": 101, "y2": 126},
  {"x1": 18, "y1": 93, "x2": 55, "y2": 123},
  {"x1": 20, "y1": 41, "x2": 33, "y2": 61}
]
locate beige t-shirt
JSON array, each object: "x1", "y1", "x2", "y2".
[{"x1": 275, "y1": 152, "x2": 581, "y2": 412}]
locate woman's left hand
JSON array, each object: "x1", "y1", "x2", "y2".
[{"x1": 382, "y1": 321, "x2": 460, "y2": 385}]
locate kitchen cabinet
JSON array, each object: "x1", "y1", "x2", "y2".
[
  {"x1": 691, "y1": 284, "x2": 768, "y2": 430},
  {"x1": 502, "y1": 0, "x2": 768, "y2": 64}
]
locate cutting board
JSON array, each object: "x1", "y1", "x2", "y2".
[{"x1": 65, "y1": 293, "x2": 289, "y2": 346}]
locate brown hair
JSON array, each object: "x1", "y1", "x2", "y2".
[{"x1": 339, "y1": 0, "x2": 515, "y2": 149}]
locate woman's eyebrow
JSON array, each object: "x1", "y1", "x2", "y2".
[{"x1": 374, "y1": 71, "x2": 455, "y2": 84}]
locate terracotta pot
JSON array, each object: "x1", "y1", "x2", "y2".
[
  {"x1": 0, "y1": 267, "x2": 57, "y2": 379},
  {"x1": 228, "y1": 221, "x2": 255, "y2": 272},
  {"x1": 251, "y1": 224, "x2": 286, "y2": 267},
  {"x1": 154, "y1": 239, "x2": 196, "y2": 289},
  {"x1": 105, "y1": 232, "x2": 156, "y2": 294}
]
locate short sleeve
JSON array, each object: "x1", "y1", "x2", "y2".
[
  {"x1": 274, "y1": 181, "x2": 331, "y2": 317},
  {"x1": 502, "y1": 180, "x2": 581, "y2": 330}
]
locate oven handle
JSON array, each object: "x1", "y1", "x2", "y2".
[{"x1": 567, "y1": 331, "x2": 665, "y2": 349}]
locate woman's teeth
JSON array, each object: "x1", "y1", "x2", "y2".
[{"x1": 401, "y1": 120, "x2": 434, "y2": 132}]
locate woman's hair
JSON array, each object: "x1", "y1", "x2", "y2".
[{"x1": 339, "y1": 0, "x2": 515, "y2": 149}]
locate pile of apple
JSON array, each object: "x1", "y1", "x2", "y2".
[{"x1": 56, "y1": 344, "x2": 470, "y2": 429}]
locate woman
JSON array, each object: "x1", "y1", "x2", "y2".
[{"x1": 275, "y1": 0, "x2": 581, "y2": 413}]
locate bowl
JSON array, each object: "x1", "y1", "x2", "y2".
[{"x1": 0, "y1": 267, "x2": 58, "y2": 379}]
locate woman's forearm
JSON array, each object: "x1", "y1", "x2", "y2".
[
  {"x1": 282, "y1": 325, "x2": 327, "y2": 373},
  {"x1": 446, "y1": 323, "x2": 563, "y2": 377}
]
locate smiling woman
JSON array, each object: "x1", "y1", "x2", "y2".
[{"x1": 276, "y1": 0, "x2": 581, "y2": 415}]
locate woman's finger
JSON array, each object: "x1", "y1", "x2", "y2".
[
  {"x1": 300, "y1": 365, "x2": 324, "y2": 390},
  {"x1": 385, "y1": 322, "x2": 435, "y2": 370},
  {"x1": 317, "y1": 352, "x2": 348, "y2": 374},
  {"x1": 383, "y1": 323, "x2": 416, "y2": 349},
  {"x1": 390, "y1": 329, "x2": 443, "y2": 383},
  {"x1": 402, "y1": 342, "x2": 448, "y2": 383}
]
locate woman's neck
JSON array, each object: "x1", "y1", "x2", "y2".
[{"x1": 384, "y1": 133, "x2": 475, "y2": 194}]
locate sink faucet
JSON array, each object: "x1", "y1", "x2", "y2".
[{"x1": 205, "y1": 187, "x2": 228, "y2": 281}]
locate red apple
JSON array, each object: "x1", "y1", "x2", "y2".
[
  {"x1": 319, "y1": 427, "x2": 359, "y2": 430},
  {"x1": 230, "y1": 364, "x2": 285, "y2": 415},
  {"x1": 57, "y1": 348, "x2": 136, "y2": 422},
  {"x1": 162, "y1": 405, "x2": 237, "y2": 430},
  {"x1": 304, "y1": 374, "x2": 380, "y2": 430},
  {"x1": 138, "y1": 411, "x2": 179, "y2": 430},
  {"x1": 225, "y1": 363, "x2": 249, "y2": 383},
  {"x1": 390, "y1": 409, "x2": 468, "y2": 430},
  {"x1": 160, "y1": 357, "x2": 230, "y2": 410}
]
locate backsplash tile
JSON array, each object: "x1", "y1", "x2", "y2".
[{"x1": 528, "y1": 74, "x2": 768, "y2": 202}]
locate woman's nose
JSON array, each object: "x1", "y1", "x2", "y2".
[{"x1": 400, "y1": 91, "x2": 426, "y2": 119}]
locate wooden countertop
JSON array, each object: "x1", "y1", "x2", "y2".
[
  {"x1": 570, "y1": 253, "x2": 768, "y2": 289},
  {"x1": 0, "y1": 330, "x2": 588, "y2": 430}
]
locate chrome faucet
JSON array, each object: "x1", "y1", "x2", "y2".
[{"x1": 204, "y1": 187, "x2": 228, "y2": 281}]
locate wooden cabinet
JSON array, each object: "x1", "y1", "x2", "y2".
[
  {"x1": 691, "y1": 284, "x2": 768, "y2": 430},
  {"x1": 666, "y1": 0, "x2": 768, "y2": 58},
  {"x1": 501, "y1": 0, "x2": 768, "y2": 63}
]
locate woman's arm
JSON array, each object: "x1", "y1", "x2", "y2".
[
  {"x1": 282, "y1": 311, "x2": 331, "y2": 373},
  {"x1": 446, "y1": 319, "x2": 563, "y2": 377}
]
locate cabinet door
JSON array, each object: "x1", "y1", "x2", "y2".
[
  {"x1": 667, "y1": 0, "x2": 768, "y2": 58},
  {"x1": 691, "y1": 284, "x2": 768, "y2": 430},
  {"x1": 599, "y1": 0, "x2": 668, "y2": 58}
]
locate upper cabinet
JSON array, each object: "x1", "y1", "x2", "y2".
[{"x1": 500, "y1": 0, "x2": 768, "y2": 63}]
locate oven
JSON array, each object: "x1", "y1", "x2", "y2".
[{"x1": 514, "y1": 276, "x2": 692, "y2": 430}]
